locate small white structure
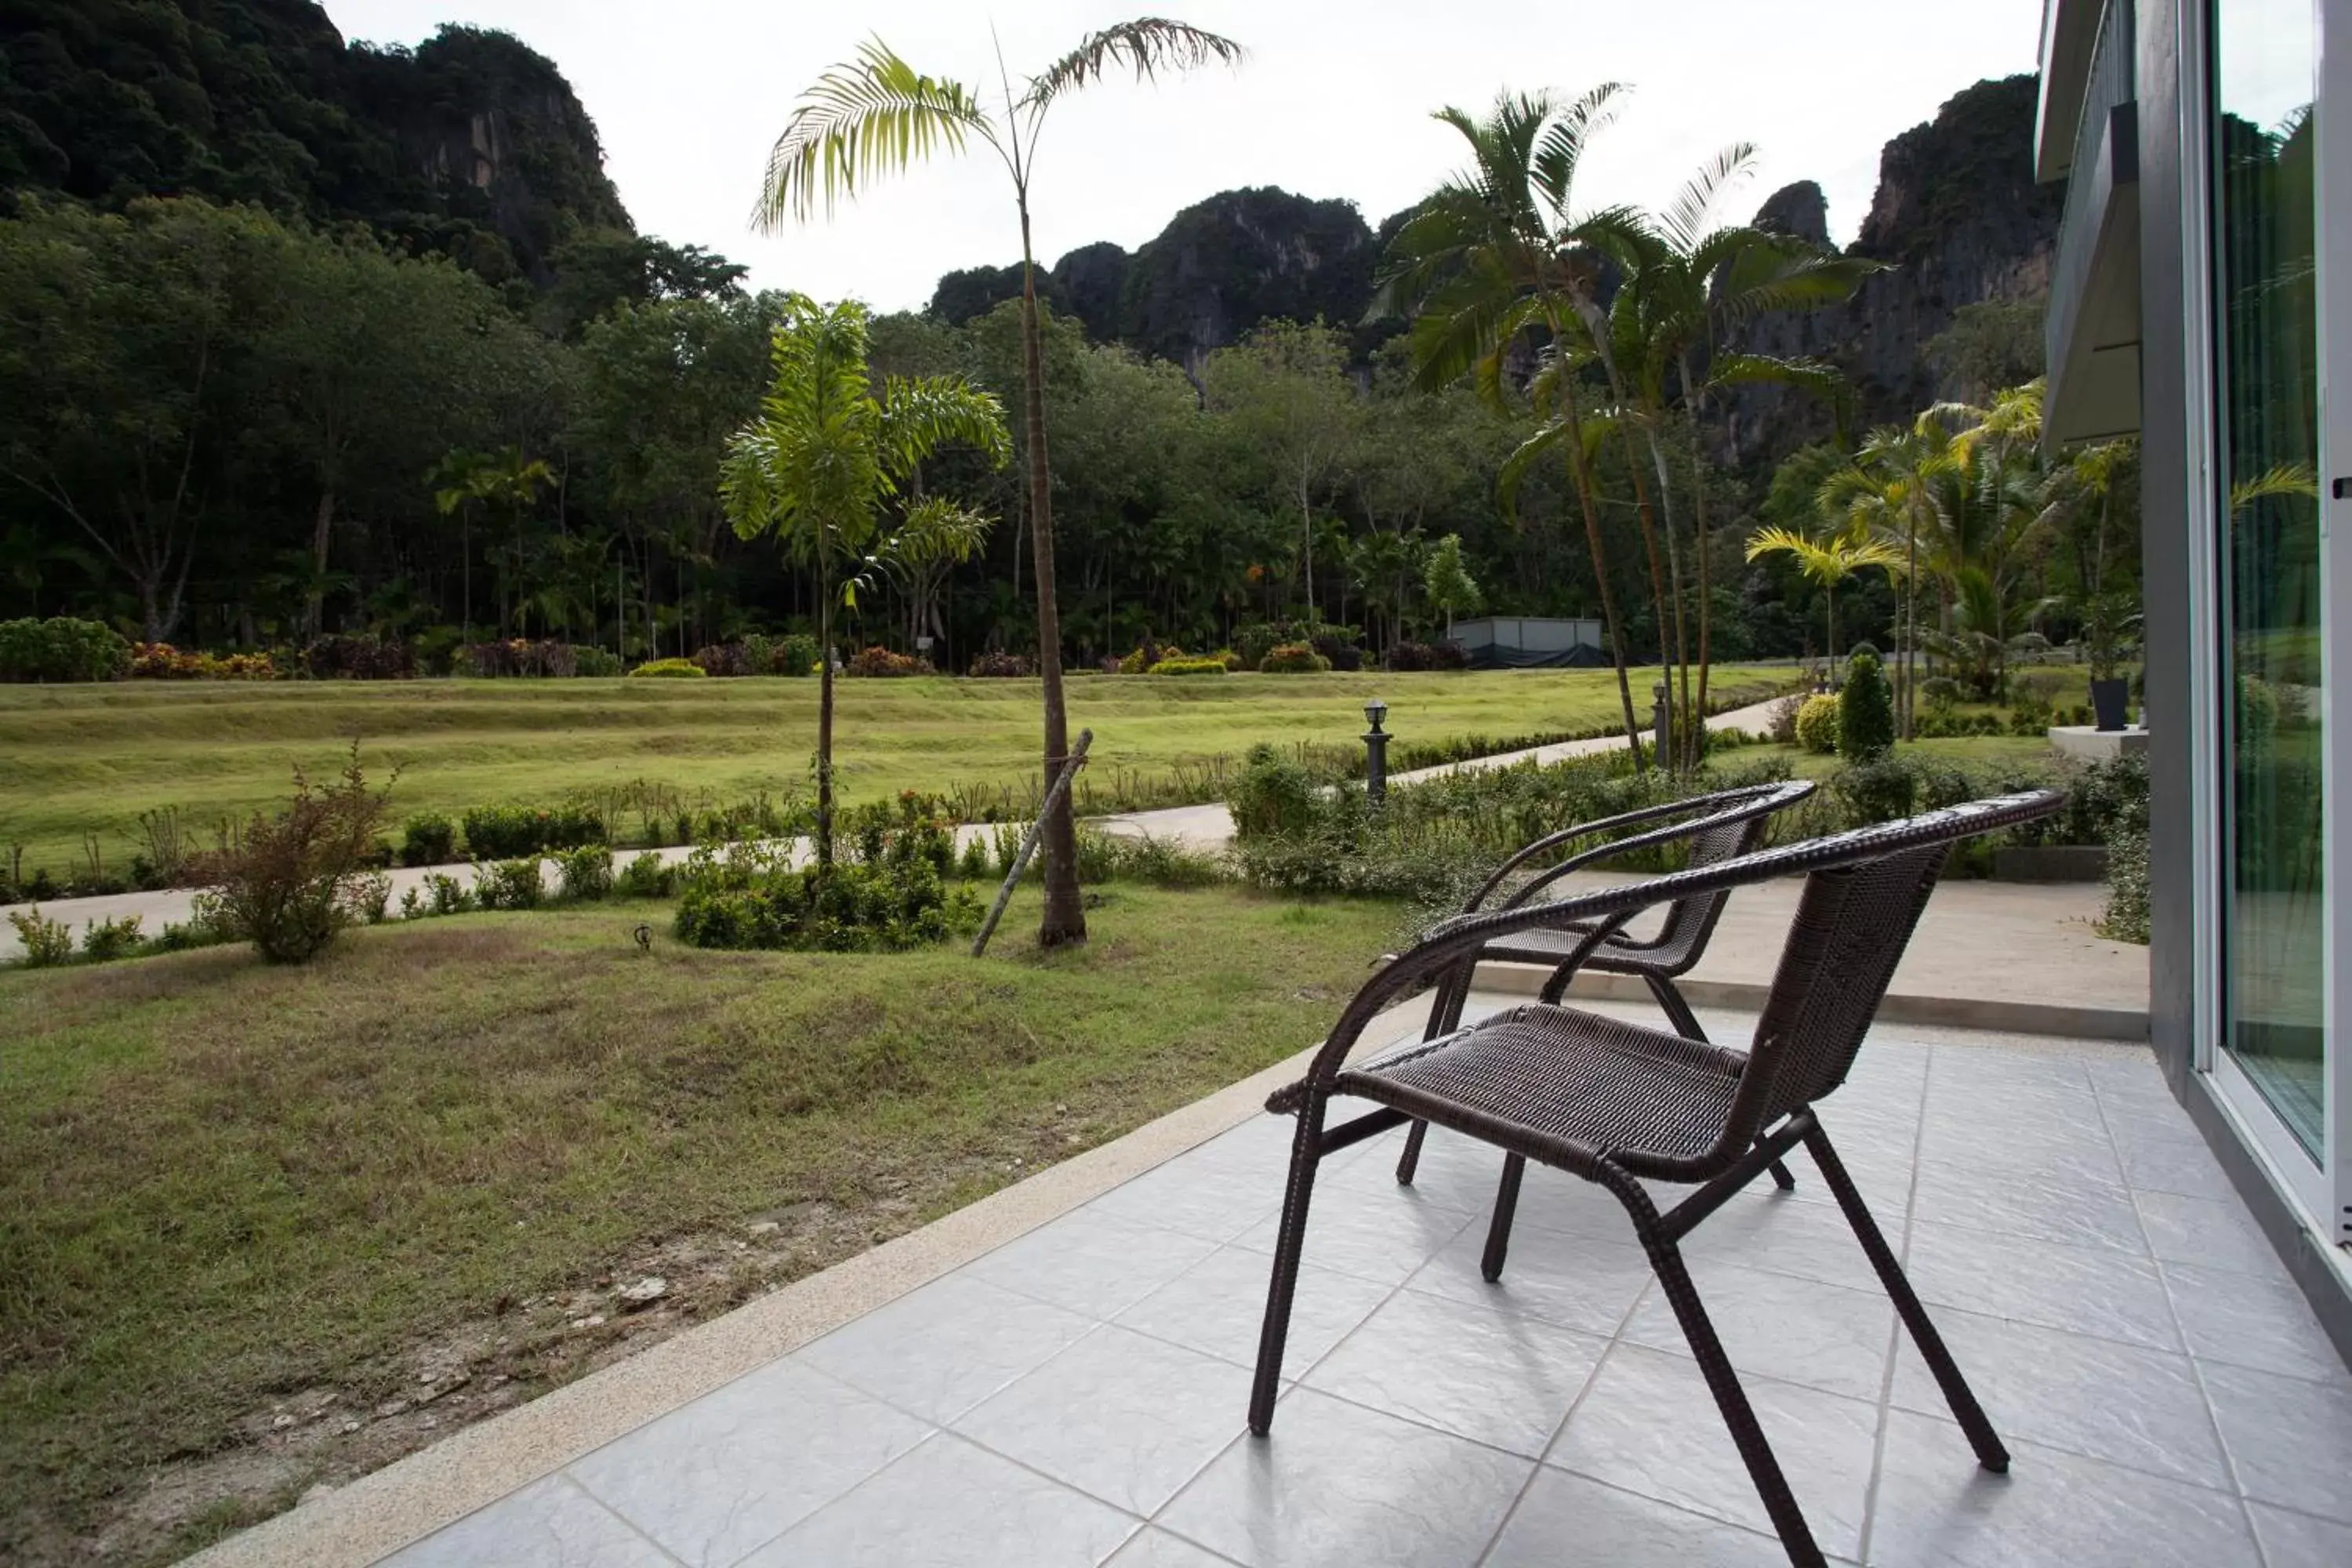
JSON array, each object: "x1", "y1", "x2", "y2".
[{"x1": 2048, "y1": 724, "x2": 2149, "y2": 762}]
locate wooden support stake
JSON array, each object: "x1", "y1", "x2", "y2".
[{"x1": 971, "y1": 728, "x2": 1092, "y2": 958}]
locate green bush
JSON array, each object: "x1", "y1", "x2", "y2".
[
  {"x1": 1073, "y1": 827, "x2": 1227, "y2": 887},
  {"x1": 401, "y1": 812, "x2": 457, "y2": 866},
  {"x1": 1793, "y1": 694, "x2": 1841, "y2": 754},
  {"x1": 574, "y1": 647, "x2": 623, "y2": 677},
  {"x1": 1228, "y1": 744, "x2": 1327, "y2": 840},
  {"x1": 460, "y1": 801, "x2": 604, "y2": 859},
  {"x1": 191, "y1": 748, "x2": 394, "y2": 964},
  {"x1": 673, "y1": 858, "x2": 979, "y2": 953},
  {"x1": 555, "y1": 845, "x2": 614, "y2": 901},
  {"x1": 1258, "y1": 641, "x2": 1331, "y2": 673},
  {"x1": 773, "y1": 633, "x2": 822, "y2": 677},
  {"x1": 78, "y1": 914, "x2": 146, "y2": 961},
  {"x1": 616, "y1": 851, "x2": 675, "y2": 898},
  {"x1": 2102, "y1": 822, "x2": 2151, "y2": 944},
  {"x1": 1838, "y1": 652, "x2": 1895, "y2": 760},
  {"x1": 423, "y1": 872, "x2": 474, "y2": 915},
  {"x1": 956, "y1": 833, "x2": 992, "y2": 880},
  {"x1": 0, "y1": 617, "x2": 133, "y2": 682},
  {"x1": 1831, "y1": 754, "x2": 1920, "y2": 825},
  {"x1": 630, "y1": 658, "x2": 706, "y2": 678},
  {"x1": 1147, "y1": 657, "x2": 1230, "y2": 677},
  {"x1": 348, "y1": 873, "x2": 393, "y2": 924},
  {"x1": 476, "y1": 858, "x2": 545, "y2": 910},
  {"x1": 8, "y1": 909, "x2": 74, "y2": 967}
]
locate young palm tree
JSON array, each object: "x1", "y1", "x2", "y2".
[
  {"x1": 1820, "y1": 416, "x2": 1960, "y2": 736},
  {"x1": 754, "y1": 21, "x2": 1243, "y2": 946},
  {"x1": 720, "y1": 296, "x2": 1008, "y2": 863},
  {"x1": 1377, "y1": 86, "x2": 1652, "y2": 766},
  {"x1": 1744, "y1": 524, "x2": 1904, "y2": 675}
]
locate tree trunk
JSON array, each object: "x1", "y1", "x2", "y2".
[
  {"x1": 1564, "y1": 422, "x2": 1646, "y2": 770},
  {"x1": 1019, "y1": 197, "x2": 1086, "y2": 946},
  {"x1": 816, "y1": 558, "x2": 835, "y2": 866},
  {"x1": 309, "y1": 489, "x2": 335, "y2": 639}
]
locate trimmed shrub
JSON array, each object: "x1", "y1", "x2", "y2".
[
  {"x1": 2103, "y1": 822, "x2": 2151, "y2": 943},
  {"x1": 8, "y1": 909, "x2": 74, "y2": 967},
  {"x1": 1838, "y1": 651, "x2": 1896, "y2": 760},
  {"x1": 967, "y1": 649, "x2": 1034, "y2": 677},
  {"x1": 130, "y1": 642, "x2": 276, "y2": 680},
  {"x1": 1309, "y1": 633, "x2": 1364, "y2": 672},
  {"x1": 1831, "y1": 754, "x2": 1919, "y2": 825},
  {"x1": 0, "y1": 617, "x2": 132, "y2": 682},
  {"x1": 575, "y1": 647, "x2": 623, "y2": 677},
  {"x1": 847, "y1": 645, "x2": 932, "y2": 677},
  {"x1": 616, "y1": 851, "x2": 675, "y2": 898},
  {"x1": 630, "y1": 657, "x2": 706, "y2": 678},
  {"x1": 555, "y1": 845, "x2": 614, "y2": 901},
  {"x1": 299, "y1": 635, "x2": 415, "y2": 680},
  {"x1": 1259, "y1": 642, "x2": 1331, "y2": 673},
  {"x1": 401, "y1": 812, "x2": 457, "y2": 867},
  {"x1": 1385, "y1": 640, "x2": 1469, "y2": 672},
  {"x1": 191, "y1": 748, "x2": 394, "y2": 964},
  {"x1": 690, "y1": 642, "x2": 753, "y2": 677},
  {"x1": 460, "y1": 801, "x2": 604, "y2": 859},
  {"x1": 475, "y1": 858, "x2": 545, "y2": 910},
  {"x1": 673, "y1": 858, "x2": 979, "y2": 953},
  {"x1": 1148, "y1": 656, "x2": 1229, "y2": 677},
  {"x1": 463, "y1": 639, "x2": 579, "y2": 678},
  {"x1": 1919, "y1": 676, "x2": 1962, "y2": 713},
  {"x1": 1793, "y1": 694, "x2": 1841, "y2": 754}
]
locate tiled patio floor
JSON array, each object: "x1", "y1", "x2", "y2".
[{"x1": 383, "y1": 1018, "x2": 2352, "y2": 1568}]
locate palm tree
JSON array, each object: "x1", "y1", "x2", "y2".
[
  {"x1": 881, "y1": 496, "x2": 994, "y2": 662},
  {"x1": 1744, "y1": 524, "x2": 1904, "y2": 675},
  {"x1": 720, "y1": 295, "x2": 1009, "y2": 863},
  {"x1": 755, "y1": 21, "x2": 1243, "y2": 946},
  {"x1": 1820, "y1": 416, "x2": 1960, "y2": 735},
  {"x1": 1377, "y1": 85, "x2": 1652, "y2": 766}
]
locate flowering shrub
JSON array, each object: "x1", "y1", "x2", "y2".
[
  {"x1": 846, "y1": 645, "x2": 932, "y2": 677},
  {"x1": 967, "y1": 650, "x2": 1034, "y2": 677},
  {"x1": 460, "y1": 801, "x2": 605, "y2": 859},
  {"x1": 1258, "y1": 642, "x2": 1331, "y2": 673},
  {"x1": 299, "y1": 635, "x2": 414, "y2": 680},
  {"x1": 129, "y1": 643, "x2": 278, "y2": 680},
  {"x1": 690, "y1": 642, "x2": 753, "y2": 677},
  {"x1": 463, "y1": 639, "x2": 583, "y2": 677}
]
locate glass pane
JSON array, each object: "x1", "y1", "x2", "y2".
[{"x1": 2213, "y1": 0, "x2": 2324, "y2": 1157}]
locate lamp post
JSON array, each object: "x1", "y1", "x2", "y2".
[{"x1": 1363, "y1": 698, "x2": 1390, "y2": 806}]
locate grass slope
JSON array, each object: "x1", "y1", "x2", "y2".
[
  {"x1": 0, "y1": 885, "x2": 1398, "y2": 1566},
  {"x1": 0, "y1": 666, "x2": 1781, "y2": 877}
]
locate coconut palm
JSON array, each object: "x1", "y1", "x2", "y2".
[
  {"x1": 1744, "y1": 524, "x2": 1904, "y2": 675},
  {"x1": 1377, "y1": 85, "x2": 1653, "y2": 764},
  {"x1": 720, "y1": 295, "x2": 1009, "y2": 863},
  {"x1": 754, "y1": 20, "x2": 1243, "y2": 945}
]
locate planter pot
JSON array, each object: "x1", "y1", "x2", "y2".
[{"x1": 2089, "y1": 677, "x2": 2131, "y2": 732}]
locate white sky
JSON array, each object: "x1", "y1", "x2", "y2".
[{"x1": 322, "y1": 1, "x2": 2048, "y2": 312}]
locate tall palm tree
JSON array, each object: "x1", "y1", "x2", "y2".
[
  {"x1": 1820, "y1": 416, "x2": 1960, "y2": 735},
  {"x1": 1377, "y1": 85, "x2": 1652, "y2": 766},
  {"x1": 1744, "y1": 524, "x2": 1904, "y2": 674},
  {"x1": 720, "y1": 296, "x2": 1009, "y2": 863},
  {"x1": 755, "y1": 21, "x2": 1243, "y2": 946}
]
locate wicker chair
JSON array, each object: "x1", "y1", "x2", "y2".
[
  {"x1": 1391, "y1": 779, "x2": 1819, "y2": 1193},
  {"x1": 1247, "y1": 791, "x2": 2064, "y2": 1568}
]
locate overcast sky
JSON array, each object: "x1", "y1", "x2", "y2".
[{"x1": 322, "y1": 1, "x2": 2049, "y2": 312}]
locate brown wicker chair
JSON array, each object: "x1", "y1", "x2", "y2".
[
  {"x1": 1247, "y1": 790, "x2": 2065, "y2": 1568},
  {"x1": 1391, "y1": 779, "x2": 1819, "y2": 1192}
]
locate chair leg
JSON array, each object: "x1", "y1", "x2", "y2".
[
  {"x1": 1396, "y1": 1120, "x2": 1428, "y2": 1185},
  {"x1": 1249, "y1": 1106, "x2": 1327, "y2": 1436},
  {"x1": 1480, "y1": 1153, "x2": 1526, "y2": 1281},
  {"x1": 1643, "y1": 1228, "x2": 1828, "y2": 1567},
  {"x1": 1803, "y1": 1123, "x2": 2009, "y2": 1472}
]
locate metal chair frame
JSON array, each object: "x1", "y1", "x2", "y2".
[{"x1": 1247, "y1": 791, "x2": 2064, "y2": 1568}]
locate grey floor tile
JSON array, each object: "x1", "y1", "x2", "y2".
[
  {"x1": 2247, "y1": 1503, "x2": 2352, "y2": 1568},
  {"x1": 1908, "y1": 1163, "x2": 2148, "y2": 1254},
  {"x1": 1544, "y1": 1342, "x2": 1878, "y2": 1560},
  {"x1": 383, "y1": 1474, "x2": 675, "y2": 1568},
  {"x1": 1323, "y1": 1124, "x2": 1494, "y2": 1213},
  {"x1": 1115, "y1": 1242, "x2": 1392, "y2": 1380},
  {"x1": 1903, "y1": 1220, "x2": 2178, "y2": 1352},
  {"x1": 1621, "y1": 1261, "x2": 1893, "y2": 1401},
  {"x1": 1103, "y1": 1527, "x2": 1244, "y2": 1567},
  {"x1": 797, "y1": 1274, "x2": 1097, "y2": 1425},
  {"x1": 1230, "y1": 1180, "x2": 1475, "y2": 1288},
  {"x1": 1483, "y1": 1468, "x2": 1803, "y2": 1566},
  {"x1": 1087, "y1": 1152, "x2": 1286, "y2": 1245},
  {"x1": 955, "y1": 1325, "x2": 1253, "y2": 1516},
  {"x1": 1403, "y1": 1222, "x2": 1655, "y2": 1338},
  {"x1": 1888, "y1": 1309, "x2": 2227, "y2": 1488},
  {"x1": 2201, "y1": 1359, "x2": 2352, "y2": 1523},
  {"x1": 1676, "y1": 1186, "x2": 1888, "y2": 1294},
  {"x1": 1303, "y1": 1283, "x2": 1607, "y2": 1457},
  {"x1": 2133, "y1": 1190, "x2": 2289, "y2": 1279},
  {"x1": 1156, "y1": 1385, "x2": 1531, "y2": 1568},
  {"x1": 2113, "y1": 1131, "x2": 2239, "y2": 1201},
  {"x1": 742, "y1": 1432, "x2": 1136, "y2": 1567},
  {"x1": 2163, "y1": 1259, "x2": 2348, "y2": 1383},
  {"x1": 1496, "y1": 1163, "x2": 1649, "y2": 1242},
  {"x1": 569, "y1": 1360, "x2": 931, "y2": 1567},
  {"x1": 1912, "y1": 1133, "x2": 2127, "y2": 1192},
  {"x1": 965, "y1": 1208, "x2": 1222, "y2": 1321},
  {"x1": 1864, "y1": 1408, "x2": 2258, "y2": 1568}
]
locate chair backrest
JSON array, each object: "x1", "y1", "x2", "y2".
[
  {"x1": 1635, "y1": 801, "x2": 1792, "y2": 973},
  {"x1": 1715, "y1": 792, "x2": 2064, "y2": 1145}
]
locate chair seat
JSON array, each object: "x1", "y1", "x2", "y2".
[
  {"x1": 1477, "y1": 922, "x2": 1690, "y2": 979},
  {"x1": 1336, "y1": 1004, "x2": 1747, "y2": 1178}
]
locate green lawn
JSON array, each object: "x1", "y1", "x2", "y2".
[
  {"x1": 0, "y1": 884, "x2": 1403, "y2": 1566},
  {"x1": 0, "y1": 666, "x2": 1785, "y2": 879}
]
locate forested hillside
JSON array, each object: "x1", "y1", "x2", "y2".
[{"x1": 0, "y1": 3, "x2": 2062, "y2": 673}]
